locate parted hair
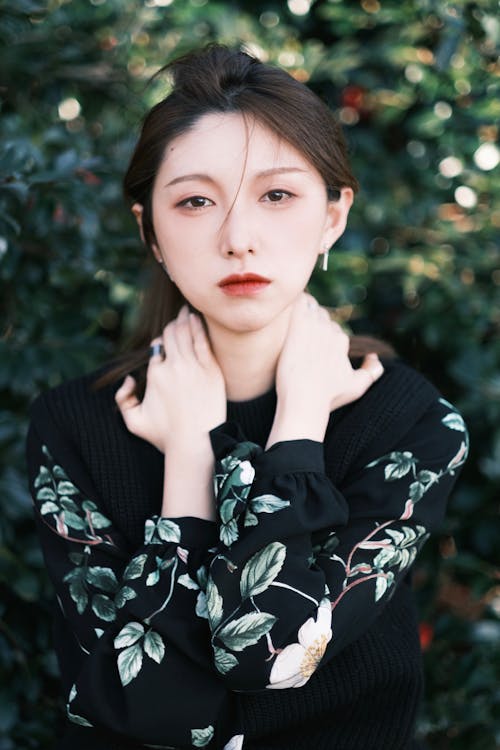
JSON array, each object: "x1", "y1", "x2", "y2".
[{"x1": 98, "y1": 44, "x2": 393, "y2": 392}]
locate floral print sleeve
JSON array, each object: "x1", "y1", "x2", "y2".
[
  {"x1": 206, "y1": 397, "x2": 468, "y2": 692},
  {"x1": 26, "y1": 416, "x2": 236, "y2": 750}
]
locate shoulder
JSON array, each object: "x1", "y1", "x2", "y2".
[
  {"x1": 325, "y1": 357, "x2": 464, "y2": 485},
  {"x1": 28, "y1": 366, "x2": 123, "y2": 452}
]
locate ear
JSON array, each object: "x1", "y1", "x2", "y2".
[
  {"x1": 321, "y1": 187, "x2": 354, "y2": 251},
  {"x1": 131, "y1": 202, "x2": 161, "y2": 261}
]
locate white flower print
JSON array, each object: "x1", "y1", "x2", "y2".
[
  {"x1": 239, "y1": 460, "x2": 255, "y2": 486},
  {"x1": 267, "y1": 599, "x2": 332, "y2": 689}
]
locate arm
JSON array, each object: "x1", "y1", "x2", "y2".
[
  {"x1": 27, "y1": 409, "x2": 235, "y2": 749},
  {"x1": 205, "y1": 396, "x2": 468, "y2": 691}
]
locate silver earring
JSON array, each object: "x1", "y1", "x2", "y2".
[
  {"x1": 321, "y1": 245, "x2": 330, "y2": 272},
  {"x1": 158, "y1": 258, "x2": 171, "y2": 280}
]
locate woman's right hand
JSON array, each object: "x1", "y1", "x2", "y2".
[
  {"x1": 267, "y1": 293, "x2": 384, "y2": 447},
  {"x1": 115, "y1": 306, "x2": 227, "y2": 453}
]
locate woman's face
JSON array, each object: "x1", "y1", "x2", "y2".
[{"x1": 142, "y1": 112, "x2": 352, "y2": 336}]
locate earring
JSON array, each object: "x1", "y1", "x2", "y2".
[
  {"x1": 320, "y1": 244, "x2": 330, "y2": 272},
  {"x1": 158, "y1": 258, "x2": 171, "y2": 280}
]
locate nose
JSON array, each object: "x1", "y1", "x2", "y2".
[{"x1": 218, "y1": 202, "x2": 255, "y2": 259}]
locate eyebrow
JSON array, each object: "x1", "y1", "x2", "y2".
[{"x1": 164, "y1": 166, "x2": 308, "y2": 188}]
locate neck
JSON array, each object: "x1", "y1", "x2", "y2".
[{"x1": 207, "y1": 313, "x2": 290, "y2": 402}]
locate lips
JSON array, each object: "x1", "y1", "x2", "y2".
[{"x1": 218, "y1": 273, "x2": 271, "y2": 296}]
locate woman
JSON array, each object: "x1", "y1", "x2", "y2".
[{"x1": 27, "y1": 44, "x2": 468, "y2": 750}]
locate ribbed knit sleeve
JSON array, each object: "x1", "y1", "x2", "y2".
[
  {"x1": 26, "y1": 395, "x2": 236, "y2": 750},
  {"x1": 205, "y1": 397, "x2": 468, "y2": 692}
]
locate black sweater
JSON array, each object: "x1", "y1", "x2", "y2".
[{"x1": 26, "y1": 359, "x2": 468, "y2": 750}]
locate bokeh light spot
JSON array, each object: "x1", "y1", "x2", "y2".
[
  {"x1": 473, "y1": 143, "x2": 500, "y2": 171},
  {"x1": 455, "y1": 186, "x2": 477, "y2": 209},
  {"x1": 58, "y1": 98, "x2": 81, "y2": 121}
]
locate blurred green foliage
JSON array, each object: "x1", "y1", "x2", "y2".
[{"x1": 1, "y1": 0, "x2": 499, "y2": 747}]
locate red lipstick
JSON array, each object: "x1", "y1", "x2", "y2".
[{"x1": 218, "y1": 273, "x2": 271, "y2": 297}]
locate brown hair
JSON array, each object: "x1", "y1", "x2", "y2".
[{"x1": 97, "y1": 44, "x2": 393, "y2": 393}]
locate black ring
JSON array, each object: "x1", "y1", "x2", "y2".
[{"x1": 149, "y1": 343, "x2": 165, "y2": 358}]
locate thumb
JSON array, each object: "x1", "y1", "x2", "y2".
[{"x1": 115, "y1": 375, "x2": 142, "y2": 429}]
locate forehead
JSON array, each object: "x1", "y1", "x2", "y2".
[{"x1": 158, "y1": 112, "x2": 313, "y2": 177}]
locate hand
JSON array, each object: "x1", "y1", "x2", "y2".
[
  {"x1": 115, "y1": 306, "x2": 226, "y2": 453},
  {"x1": 268, "y1": 293, "x2": 384, "y2": 446}
]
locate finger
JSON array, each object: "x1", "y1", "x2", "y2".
[
  {"x1": 115, "y1": 376, "x2": 142, "y2": 427},
  {"x1": 163, "y1": 320, "x2": 180, "y2": 360},
  {"x1": 352, "y1": 354, "x2": 384, "y2": 397},
  {"x1": 148, "y1": 336, "x2": 165, "y2": 364},
  {"x1": 173, "y1": 305, "x2": 195, "y2": 359},
  {"x1": 190, "y1": 313, "x2": 213, "y2": 367}
]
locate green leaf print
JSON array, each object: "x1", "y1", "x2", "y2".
[
  {"x1": 145, "y1": 518, "x2": 181, "y2": 544},
  {"x1": 40, "y1": 500, "x2": 59, "y2": 514},
  {"x1": 60, "y1": 497, "x2": 79, "y2": 513},
  {"x1": 53, "y1": 465, "x2": 69, "y2": 480},
  {"x1": 68, "y1": 578, "x2": 88, "y2": 615},
  {"x1": 240, "y1": 542, "x2": 286, "y2": 599},
  {"x1": 250, "y1": 494, "x2": 290, "y2": 514},
  {"x1": 117, "y1": 643, "x2": 143, "y2": 686},
  {"x1": 206, "y1": 579, "x2": 223, "y2": 627},
  {"x1": 213, "y1": 646, "x2": 239, "y2": 675},
  {"x1": 57, "y1": 480, "x2": 78, "y2": 495},
  {"x1": 220, "y1": 518, "x2": 239, "y2": 546},
  {"x1": 89, "y1": 511, "x2": 112, "y2": 529},
  {"x1": 123, "y1": 554, "x2": 148, "y2": 580},
  {"x1": 114, "y1": 621, "x2": 145, "y2": 648},
  {"x1": 442, "y1": 412, "x2": 466, "y2": 432},
  {"x1": 91, "y1": 594, "x2": 116, "y2": 621},
  {"x1": 178, "y1": 573, "x2": 199, "y2": 590},
  {"x1": 144, "y1": 630, "x2": 165, "y2": 664},
  {"x1": 37, "y1": 487, "x2": 56, "y2": 502},
  {"x1": 219, "y1": 496, "x2": 238, "y2": 525},
  {"x1": 34, "y1": 466, "x2": 51, "y2": 487},
  {"x1": 63, "y1": 511, "x2": 87, "y2": 530},
  {"x1": 383, "y1": 452, "x2": 417, "y2": 480},
  {"x1": 86, "y1": 566, "x2": 119, "y2": 593},
  {"x1": 195, "y1": 592, "x2": 208, "y2": 619},
  {"x1": 191, "y1": 725, "x2": 214, "y2": 747},
  {"x1": 375, "y1": 571, "x2": 394, "y2": 602},
  {"x1": 115, "y1": 586, "x2": 137, "y2": 608},
  {"x1": 67, "y1": 709, "x2": 93, "y2": 727},
  {"x1": 244, "y1": 510, "x2": 258, "y2": 527},
  {"x1": 219, "y1": 612, "x2": 277, "y2": 652}
]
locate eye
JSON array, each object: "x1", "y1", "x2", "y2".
[
  {"x1": 177, "y1": 196, "x2": 214, "y2": 209},
  {"x1": 262, "y1": 189, "x2": 294, "y2": 203}
]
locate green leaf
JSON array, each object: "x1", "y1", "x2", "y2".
[
  {"x1": 144, "y1": 630, "x2": 165, "y2": 664},
  {"x1": 57, "y1": 481, "x2": 79, "y2": 495},
  {"x1": 115, "y1": 586, "x2": 137, "y2": 608},
  {"x1": 213, "y1": 646, "x2": 238, "y2": 674},
  {"x1": 86, "y1": 566, "x2": 119, "y2": 593},
  {"x1": 114, "y1": 621, "x2": 145, "y2": 649},
  {"x1": 53, "y1": 465, "x2": 69, "y2": 480},
  {"x1": 36, "y1": 487, "x2": 56, "y2": 501},
  {"x1": 40, "y1": 500, "x2": 59, "y2": 514},
  {"x1": 117, "y1": 643, "x2": 143, "y2": 686},
  {"x1": 145, "y1": 518, "x2": 181, "y2": 543},
  {"x1": 195, "y1": 591, "x2": 208, "y2": 619},
  {"x1": 206, "y1": 578, "x2": 223, "y2": 627},
  {"x1": 384, "y1": 452, "x2": 416, "y2": 480},
  {"x1": 220, "y1": 518, "x2": 239, "y2": 547},
  {"x1": 146, "y1": 570, "x2": 160, "y2": 587},
  {"x1": 81, "y1": 500, "x2": 98, "y2": 512},
  {"x1": 34, "y1": 466, "x2": 51, "y2": 488},
  {"x1": 69, "y1": 580, "x2": 88, "y2": 615},
  {"x1": 67, "y1": 709, "x2": 93, "y2": 728},
  {"x1": 91, "y1": 594, "x2": 116, "y2": 622},
  {"x1": 442, "y1": 412, "x2": 466, "y2": 432},
  {"x1": 240, "y1": 542, "x2": 286, "y2": 599},
  {"x1": 89, "y1": 511, "x2": 112, "y2": 529},
  {"x1": 178, "y1": 573, "x2": 199, "y2": 590},
  {"x1": 123, "y1": 554, "x2": 148, "y2": 580},
  {"x1": 244, "y1": 510, "x2": 258, "y2": 527},
  {"x1": 60, "y1": 498, "x2": 79, "y2": 513},
  {"x1": 63, "y1": 511, "x2": 86, "y2": 530},
  {"x1": 408, "y1": 481, "x2": 425, "y2": 502},
  {"x1": 250, "y1": 494, "x2": 290, "y2": 514},
  {"x1": 218, "y1": 611, "x2": 277, "y2": 652},
  {"x1": 219, "y1": 496, "x2": 238, "y2": 525},
  {"x1": 191, "y1": 725, "x2": 214, "y2": 747}
]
